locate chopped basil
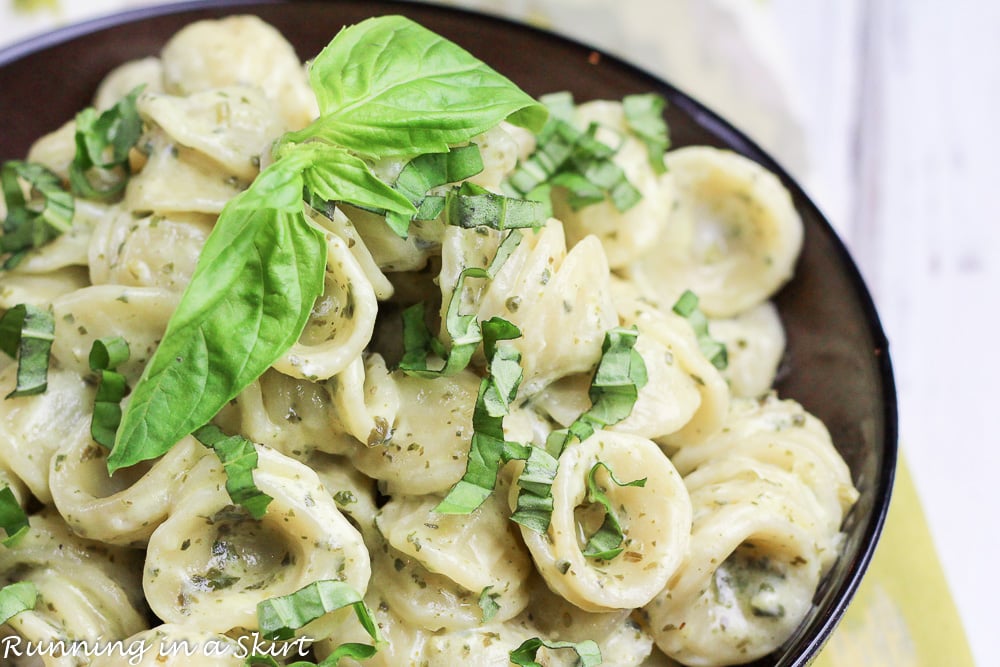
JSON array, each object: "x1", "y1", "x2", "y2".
[
  {"x1": 0, "y1": 303, "x2": 55, "y2": 398},
  {"x1": 0, "y1": 581, "x2": 37, "y2": 625},
  {"x1": 672, "y1": 289, "x2": 728, "y2": 370},
  {"x1": 0, "y1": 486, "x2": 29, "y2": 547},
  {"x1": 434, "y1": 317, "x2": 527, "y2": 514},
  {"x1": 442, "y1": 182, "x2": 548, "y2": 230},
  {"x1": 0, "y1": 161, "x2": 74, "y2": 269},
  {"x1": 88, "y1": 336, "x2": 130, "y2": 448},
  {"x1": 509, "y1": 637, "x2": 602, "y2": 667},
  {"x1": 581, "y1": 462, "x2": 646, "y2": 560},
  {"x1": 193, "y1": 425, "x2": 273, "y2": 519},
  {"x1": 478, "y1": 585, "x2": 501, "y2": 623},
  {"x1": 511, "y1": 327, "x2": 647, "y2": 533},
  {"x1": 400, "y1": 230, "x2": 522, "y2": 379},
  {"x1": 110, "y1": 17, "x2": 546, "y2": 472},
  {"x1": 503, "y1": 91, "x2": 667, "y2": 213},
  {"x1": 385, "y1": 144, "x2": 485, "y2": 236},
  {"x1": 623, "y1": 93, "x2": 670, "y2": 174},
  {"x1": 257, "y1": 580, "x2": 381, "y2": 656},
  {"x1": 69, "y1": 85, "x2": 144, "y2": 201}
]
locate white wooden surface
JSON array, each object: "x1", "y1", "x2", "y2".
[{"x1": 0, "y1": 1, "x2": 994, "y2": 664}]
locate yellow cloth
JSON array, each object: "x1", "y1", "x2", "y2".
[{"x1": 814, "y1": 455, "x2": 975, "y2": 666}]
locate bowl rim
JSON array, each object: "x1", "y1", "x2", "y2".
[{"x1": 0, "y1": 1, "x2": 898, "y2": 664}]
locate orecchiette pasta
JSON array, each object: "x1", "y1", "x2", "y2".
[{"x1": 0, "y1": 14, "x2": 858, "y2": 667}]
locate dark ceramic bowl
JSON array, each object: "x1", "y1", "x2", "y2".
[{"x1": 0, "y1": 1, "x2": 896, "y2": 665}]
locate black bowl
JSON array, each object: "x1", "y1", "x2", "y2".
[{"x1": 0, "y1": 1, "x2": 896, "y2": 665}]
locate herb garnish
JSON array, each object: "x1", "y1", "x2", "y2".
[
  {"x1": 107, "y1": 15, "x2": 546, "y2": 473},
  {"x1": 88, "y1": 335, "x2": 130, "y2": 448},
  {"x1": 0, "y1": 303, "x2": 55, "y2": 398}
]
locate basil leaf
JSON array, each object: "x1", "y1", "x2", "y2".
[
  {"x1": 623, "y1": 93, "x2": 669, "y2": 174},
  {"x1": 1, "y1": 161, "x2": 74, "y2": 269},
  {"x1": 257, "y1": 580, "x2": 381, "y2": 649},
  {"x1": 478, "y1": 586, "x2": 501, "y2": 623},
  {"x1": 0, "y1": 303, "x2": 54, "y2": 398},
  {"x1": 0, "y1": 486, "x2": 29, "y2": 547},
  {"x1": 511, "y1": 326, "x2": 647, "y2": 533},
  {"x1": 0, "y1": 581, "x2": 37, "y2": 625},
  {"x1": 581, "y1": 462, "x2": 647, "y2": 560},
  {"x1": 193, "y1": 424, "x2": 273, "y2": 520},
  {"x1": 286, "y1": 15, "x2": 546, "y2": 159},
  {"x1": 292, "y1": 143, "x2": 417, "y2": 221},
  {"x1": 69, "y1": 85, "x2": 144, "y2": 201},
  {"x1": 108, "y1": 158, "x2": 326, "y2": 472},
  {"x1": 509, "y1": 637, "x2": 602, "y2": 667},
  {"x1": 672, "y1": 289, "x2": 728, "y2": 370},
  {"x1": 88, "y1": 336, "x2": 130, "y2": 448}
]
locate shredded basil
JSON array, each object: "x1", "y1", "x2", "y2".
[
  {"x1": 0, "y1": 303, "x2": 54, "y2": 398},
  {"x1": 193, "y1": 424, "x2": 273, "y2": 520},
  {"x1": 0, "y1": 161, "x2": 74, "y2": 270},
  {"x1": 434, "y1": 317, "x2": 527, "y2": 514},
  {"x1": 478, "y1": 585, "x2": 501, "y2": 623},
  {"x1": 88, "y1": 336, "x2": 130, "y2": 448},
  {"x1": 0, "y1": 486, "x2": 29, "y2": 547},
  {"x1": 503, "y1": 91, "x2": 667, "y2": 213},
  {"x1": 511, "y1": 326, "x2": 647, "y2": 533},
  {"x1": 672, "y1": 289, "x2": 728, "y2": 370},
  {"x1": 443, "y1": 181, "x2": 549, "y2": 230},
  {"x1": 257, "y1": 580, "x2": 381, "y2": 649},
  {"x1": 399, "y1": 230, "x2": 522, "y2": 379},
  {"x1": 623, "y1": 93, "x2": 669, "y2": 174},
  {"x1": 385, "y1": 144, "x2": 485, "y2": 236},
  {"x1": 109, "y1": 16, "x2": 546, "y2": 472},
  {"x1": 581, "y1": 462, "x2": 647, "y2": 560},
  {"x1": 509, "y1": 637, "x2": 602, "y2": 667},
  {"x1": 69, "y1": 85, "x2": 144, "y2": 201},
  {"x1": 0, "y1": 581, "x2": 37, "y2": 625}
]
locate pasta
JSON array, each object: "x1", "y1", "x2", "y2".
[{"x1": 0, "y1": 13, "x2": 858, "y2": 667}]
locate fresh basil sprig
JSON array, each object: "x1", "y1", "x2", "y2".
[
  {"x1": 511, "y1": 327, "x2": 647, "y2": 533},
  {"x1": 88, "y1": 336, "x2": 130, "y2": 448},
  {"x1": 0, "y1": 582, "x2": 37, "y2": 625},
  {"x1": 0, "y1": 303, "x2": 55, "y2": 398},
  {"x1": 0, "y1": 486, "x2": 29, "y2": 547},
  {"x1": 509, "y1": 637, "x2": 602, "y2": 667},
  {"x1": 193, "y1": 424, "x2": 273, "y2": 520},
  {"x1": 69, "y1": 85, "x2": 144, "y2": 200},
  {"x1": 108, "y1": 16, "x2": 547, "y2": 473},
  {"x1": 0, "y1": 161, "x2": 74, "y2": 270},
  {"x1": 281, "y1": 15, "x2": 546, "y2": 159},
  {"x1": 672, "y1": 289, "x2": 728, "y2": 370}
]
